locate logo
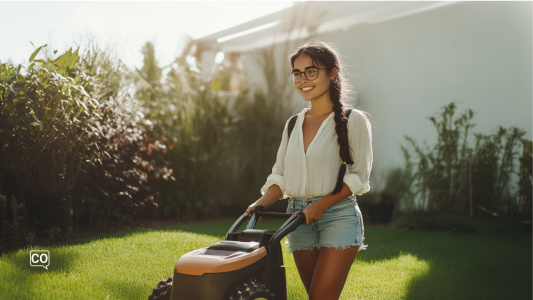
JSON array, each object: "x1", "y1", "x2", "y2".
[{"x1": 30, "y1": 250, "x2": 50, "y2": 270}]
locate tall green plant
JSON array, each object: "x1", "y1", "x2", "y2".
[
  {"x1": 223, "y1": 89, "x2": 293, "y2": 206},
  {"x1": 402, "y1": 103, "x2": 475, "y2": 213},
  {"x1": 518, "y1": 139, "x2": 532, "y2": 218},
  {"x1": 402, "y1": 102, "x2": 527, "y2": 219},
  {"x1": 135, "y1": 41, "x2": 232, "y2": 221},
  {"x1": 471, "y1": 127, "x2": 525, "y2": 216}
]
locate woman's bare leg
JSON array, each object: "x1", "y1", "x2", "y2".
[
  {"x1": 292, "y1": 247, "x2": 320, "y2": 294},
  {"x1": 308, "y1": 245, "x2": 359, "y2": 300}
]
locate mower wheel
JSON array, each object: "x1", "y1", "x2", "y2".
[
  {"x1": 225, "y1": 280, "x2": 276, "y2": 300},
  {"x1": 148, "y1": 276, "x2": 173, "y2": 300}
]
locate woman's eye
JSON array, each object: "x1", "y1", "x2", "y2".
[{"x1": 308, "y1": 70, "x2": 317, "y2": 75}]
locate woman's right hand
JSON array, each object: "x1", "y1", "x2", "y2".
[{"x1": 244, "y1": 201, "x2": 263, "y2": 221}]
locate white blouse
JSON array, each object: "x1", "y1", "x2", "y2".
[{"x1": 260, "y1": 107, "x2": 373, "y2": 200}]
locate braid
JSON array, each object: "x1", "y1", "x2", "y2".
[{"x1": 331, "y1": 75, "x2": 354, "y2": 195}]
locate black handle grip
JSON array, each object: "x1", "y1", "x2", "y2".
[
  {"x1": 266, "y1": 211, "x2": 306, "y2": 270},
  {"x1": 226, "y1": 214, "x2": 247, "y2": 240}
]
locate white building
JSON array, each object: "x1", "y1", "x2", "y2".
[{"x1": 195, "y1": 1, "x2": 532, "y2": 181}]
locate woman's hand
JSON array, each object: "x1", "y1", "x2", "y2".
[
  {"x1": 244, "y1": 201, "x2": 263, "y2": 222},
  {"x1": 301, "y1": 203, "x2": 325, "y2": 225}
]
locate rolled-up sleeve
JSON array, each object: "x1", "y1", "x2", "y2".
[
  {"x1": 343, "y1": 109, "x2": 373, "y2": 195},
  {"x1": 260, "y1": 118, "x2": 291, "y2": 200}
]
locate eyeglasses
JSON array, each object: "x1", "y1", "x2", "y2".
[{"x1": 288, "y1": 67, "x2": 328, "y2": 84}]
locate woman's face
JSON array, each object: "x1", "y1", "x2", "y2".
[{"x1": 292, "y1": 53, "x2": 337, "y2": 102}]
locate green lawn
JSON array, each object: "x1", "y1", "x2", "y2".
[{"x1": 0, "y1": 219, "x2": 530, "y2": 300}]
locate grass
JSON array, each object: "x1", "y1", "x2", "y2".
[{"x1": 0, "y1": 218, "x2": 530, "y2": 300}]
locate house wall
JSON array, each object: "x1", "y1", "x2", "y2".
[{"x1": 241, "y1": 1, "x2": 531, "y2": 184}]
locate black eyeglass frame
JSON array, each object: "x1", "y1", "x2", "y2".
[{"x1": 288, "y1": 67, "x2": 328, "y2": 84}]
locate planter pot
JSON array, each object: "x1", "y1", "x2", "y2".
[{"x1": 26, "y1": 195, "x2": 71, "y2": 233}]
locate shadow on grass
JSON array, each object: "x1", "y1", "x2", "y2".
[{"x1": 356, "y1": 226, "x2": 532, "y2": 300}]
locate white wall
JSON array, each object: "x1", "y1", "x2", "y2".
[
  {"x1": 239, "y1": 1, "x2": 531, "y2": 184},
  {"x1": 321, "y1": 1, "x2": 532, "y2": 175}
]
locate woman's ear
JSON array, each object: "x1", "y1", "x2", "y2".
[{"x1": 329, "y1": 67, "x2": 339, "y2": 81}]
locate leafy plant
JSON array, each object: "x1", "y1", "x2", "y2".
[
  {"x1": 401, "y1": 102, "x2": 475, "y2": 213},
  {"x1": 223, "y1": 90, "x2": 295, "y2": 207},
  {"x1": 135, "y1": 41, "x2": 233, "y2": 221},
  {"x1": 471, "y1": 127, "x2": 525, "y2": 218},
  {"x1": 55, "y1": 37, "x2": 174, "y2": 230},
  {"x1": 0, "y1": 45, "x2": 100, "y2": 202},
  {"x1": 401, "y1": 102, "x2": 528, "y2": 222},
  {"x1": 518, "y1": 139, "x2": 532, "y2": 218},
  {"x1": 72, "y1": 94, "x2": 173, "y2": 229}
]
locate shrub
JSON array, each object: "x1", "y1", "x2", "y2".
[
  {"x1": 0, "y1": 39, "x2": 173, "y2": 245},
  {"x1": 72, "y1": 94, "x2": 173, "y2": 229},
  {"x1": 66, "y1": 38, "x2": 173, "y2": 230},
  {"x1": 0, "y1": 46, "x2": 99, "y2": 202}
]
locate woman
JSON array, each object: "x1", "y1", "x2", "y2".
[{"x1": 244, "y1": 40, "x2": 373, "y2": 300}]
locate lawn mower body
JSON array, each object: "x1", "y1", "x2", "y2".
[{"x1": 169, "y1": 207, "x2": 306, "y2": 300}]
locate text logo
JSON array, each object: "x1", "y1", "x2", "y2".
[{"x1": 30, "y1": 250, "x2": 50, "y2": 270}]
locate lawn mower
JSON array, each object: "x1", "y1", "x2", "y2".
[{"x1": 148, "y1": 205, "x2": 307, "y2": 300}]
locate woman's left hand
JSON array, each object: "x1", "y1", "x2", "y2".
[{"x1": 301, "y1": 203, "x2": 325, "y2": 225}]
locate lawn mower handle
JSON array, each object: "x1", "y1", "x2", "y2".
[
  {"x1": 264, "y1": 210, "x2": 306, "y2": 271},
  {"x1": 225, "y1": 205, "x2": 306, "y2": 244}
]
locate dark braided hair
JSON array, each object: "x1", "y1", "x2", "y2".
[{"x1": 289, "y1": 40, "x2": 356, "y2": 195}]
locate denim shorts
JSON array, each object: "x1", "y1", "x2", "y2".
[{"x1": 285, "y1": 194, "x2": 368, "y2": 254}]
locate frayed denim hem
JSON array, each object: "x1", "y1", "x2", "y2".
[
  {"x1": 317, "y1": 243, "x2": 368, "y2": 252},
  {"x1": 287, "y1": 243, "x2": 368, "y2": 254},
  {"x1": 288, "y1": 244, "x2": 318, "y2": 254}
]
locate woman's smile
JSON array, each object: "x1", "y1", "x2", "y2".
[{"x1": 301, "y1": 86, "x2": 315, "y2": 93}]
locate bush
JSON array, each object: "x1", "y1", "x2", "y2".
[
  {"x1": 0, "y1": 46, "x2": 98, "y2": 202},
  {"x1": 72, "y1": 94, "x2": 173, "y2": 230},
  {"x1": 0, "y1": 39, "x2": 174, "y2": 246},
  {"x1": 67, "y1": 38, "x2": 173, "y2": 230}
]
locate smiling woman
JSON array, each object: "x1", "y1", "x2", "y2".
[{"x1": 242, "y1": 40, "x2": 373, "y2": 300}]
